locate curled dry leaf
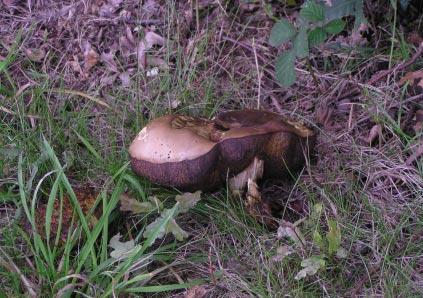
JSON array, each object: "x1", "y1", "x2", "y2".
[
  {"x1": 184, "y1": 285, "x2": 208, "y2": 298},
  {"x1": 119, "y1": 71, "x2": 131, "y2": 87},
  {"x1": 83, "y1": 41, "x2": 99, "y2": 72},
  {"x1": 277, "y1": 220, "x2": 305, "y2": 248},
  {"x1": 399, "y1": 70, "x2": 423, "y2": 89},
  {"x1": 367, "y1": 124, "x2": 382, "y2": 144},
  {"x1": 24, "y1": 48, "x2": 46, "y2": 62},
  {"x1": 137, "y1": 31, "x2": 165, "y2": 68}
]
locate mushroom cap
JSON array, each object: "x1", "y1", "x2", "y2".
[
  {"x1": 129, "y1": 110, "x2": 316, "y2": 190},
  {"x1": 129, "y1": 115, "x2": 221, "y2": 191}
]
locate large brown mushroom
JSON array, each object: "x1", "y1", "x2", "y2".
[{"x1": 129, "y1": 109, "x2": 315, "y2": 223}]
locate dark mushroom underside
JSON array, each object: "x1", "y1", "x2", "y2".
[{"x1": 131, "y1": 145, "x2": 221, "y2": 191}]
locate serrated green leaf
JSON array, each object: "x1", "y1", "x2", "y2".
[
  {"x1": 275, "y1": 50, "x2": 296, "y2": 87},
  {"x1": 300, "y1": 1, "x2": 325, "y2": 22},
  {"x1": 323, "y1": 0, "x2": 366, "y2": 31},
  {"x1": 293, "y1": 27, "x2": 309, "y2": 58},
  {"x1": 326, "y1": 219, "x2": 341, "y2": 255},
  {"x1": 308, "y1": 27, "x2": 327, "y2": 47},
  {"x1": 269, "y1": 19, "x2": 296, "y2": 47},
  {"x1": 323, "y1": 19, "x2": 346, "y2": 34},
  {"x1": 175, "y1": 191, "x2": 201, "y2": 213}
]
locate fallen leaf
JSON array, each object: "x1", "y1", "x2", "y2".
[
  {"x1": 272, "y1": 245, "x2": 295, "y2": 262},
  {"x1": 109, "y1": 233, "x2": 137, "y2": 259},
  {"x1": 277, "y1": 220, "x2": 305, "y2": 248},
  {"x1": 137, "y1": 31, "x2": 165, "y2": 68},
  {"x1": 146, "y1": 67, "x2": 159, "y2": 77},
  {"x1": 184, "y1": 285, "x2": 208, "y2": 298},
  {"x1": 119, "y1": 71, "x2": 131, "y2": 87},
  {"x1": 100, "y1": 51, "x2": 118, "y2": 73},
  {"x1": 413, "y1": 110, "x2": 423, "y2": 133},
  {"x1": 175, "y1": 191, "x2": 202, "y2": 213},
  {"x1": 336, "y1": 247, "x2": 348, "y2": 259},
  {"x1": 294, "y1": 256, "x2": 326, "y2": 280},
  {"x1": 24, "y1": 48, "x2": 46, "y2": 62},
  {"x1": 171, "y1": 99, "x2": 181, "y2": 109},
  {"x1": 367, "y1": 124, "x2": 382, "y2": 144},
  {"x1": 399, "y1": 70, "x2": 423, "y2": 88},
  {"x1": 143, "y1": 208, "x2": 189, "y2": 242},
  {"x1": 84, "y1": 49, "x2": 99, "y2": 72},
  {"x1": 406, "y1": 141, "x2": 423, "y2": 166},
  {"x1": 120, "y1": 193, "x2": 162, "y2": 214}
]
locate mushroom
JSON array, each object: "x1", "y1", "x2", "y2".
[{"x1": 129, "y1": 109, "x2": 315, "y2": 223}]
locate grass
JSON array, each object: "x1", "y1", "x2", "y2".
[{"x1": 1, "y1": 0, "x2": 423, "y2": 297}]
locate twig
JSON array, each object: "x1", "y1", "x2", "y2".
[{"x1": 252, "y1": 38, "x2": 261, "y2": 109}]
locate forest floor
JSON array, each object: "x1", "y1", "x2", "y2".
[{"x1": 1, "y1": 0, "x2": 423, "y2": 297}]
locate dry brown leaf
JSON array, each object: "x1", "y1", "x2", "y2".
[
  {"x1": 137, "y1": 31, "x2": 165, "y2": 68},
  {"x1": 367, "y1": 124, "x2": 382, "y2": 144},
  {"x1": 184, "y1": 285, "x2": 208, "y2": 298},
  {"x1": 119, "y1": 72, "x2": 131, "y2": 87},
  {"x1": 100, "y1": 51, "x2": 118, "y2": 73},
  {"x1": 413, "y1": 110, "x2": 423, "y2": 133},
  {"x1": 24, "y1": 48, "x2": 46, "y2": 62},
  {"x1": 84, "y1": 48, "x2": 99, "y2": 72},
  {"x1": 406, "y1": 141, "x2": 423, "y2": 166},
  {"x1": 399, "y1": 70, "x2": 423, "y2": 88}
]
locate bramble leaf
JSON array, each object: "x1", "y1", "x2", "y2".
[
  {"x1": 308, "y1": 27, "x2": 327, "y2": 47},
  {"x1": 300, "y1": 1, "x2": 325, "y2": 22},
  {"x1": 293, "y1": 27, "x2": 309, "y2": 58},
  {"x1": 275, "y1": 50, "x2": 296, "y2": 87},
  {"x1": 324, "y1": 19, "x2": 346, "y2": 34},
  {"x1": 269, "y1": 19, "x2": 296, "y2": 46}
]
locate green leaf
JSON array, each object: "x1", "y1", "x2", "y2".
[
  {"x1": 293, "y1": 27, "x2": 309, "y2": 58},
  {"x1": 326, "y1": 220, "x2": 341, "y2": 255},
  {"x1": 295, "y1": 256, "x2": 326, "y2": 280},
  {"x1": 269, "y1": 19, "x2": 296, "y2": 47},
  {"x1": 312, "y1": 230, "x2": 325, "y2": 251},
  {"x1": 308, "y1": 27, "x2": 327, "y2": 47},
  {"x1": 323, "y1": 19, "x2": 346, "y2": 34},
  {"x1": 275, "y1": 50, "x2": 296, "y2": 87},
  {"x1": 323, "y1": 0, "x2": 366, "y2": 30},
  {"x1": 300, "y1": 1, "x2": 325, "y2": 22},
  {"x1": 175, "y1": 191, "x2": 202, "y2": 213}
]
